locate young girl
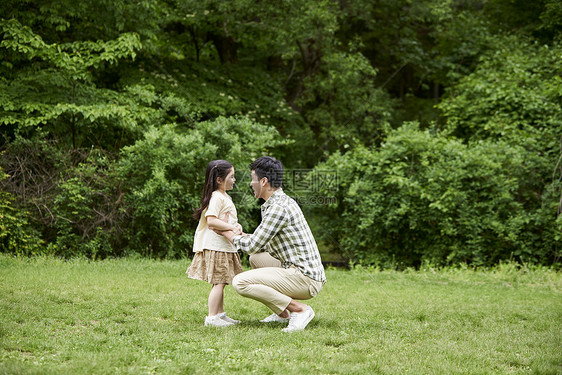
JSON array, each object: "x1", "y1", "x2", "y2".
[{"x1": 187, "y1": 160, "x2": 244, "y2": 327}]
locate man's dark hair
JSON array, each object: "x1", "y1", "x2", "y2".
[{"x1": 250, "y1": 156, "x2": 283, "y2": 188}]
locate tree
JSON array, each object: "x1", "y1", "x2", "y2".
[{"x1": 0, "y1": 18, "x2": 146, "y2": 149}]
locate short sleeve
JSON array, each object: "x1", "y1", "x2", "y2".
[{"x1": 205, "y1": 193, "x2": 223, "y2": 218}]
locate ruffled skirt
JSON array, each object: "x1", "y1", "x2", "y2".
[{"x1": 186, "y1": 250, "x2": 243, "y2": 285}]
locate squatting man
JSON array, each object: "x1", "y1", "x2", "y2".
[{"x1": 215, "y1": 156, "x2": 326, "y2": 332}]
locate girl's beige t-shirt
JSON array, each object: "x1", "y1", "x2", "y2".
[{"x1": 192, "y1": 191, "x2": 238, "y2": 253}]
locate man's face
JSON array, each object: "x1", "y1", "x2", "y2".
[{"x1": 250, "y1": 170, "x2": 263, "y2": 199}]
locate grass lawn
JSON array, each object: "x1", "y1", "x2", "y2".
[{"x1": 0, "y1": 255, "x2": 560, "y2": 374}]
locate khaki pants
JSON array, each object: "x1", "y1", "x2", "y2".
[{"x1": 232, "y1": 252, "x2": 323, "y2": 314}]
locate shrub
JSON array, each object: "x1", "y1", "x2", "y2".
[
  {"x1": 0, "y1": 138, "x2": 128, "y2": 258},
  {"x1": 50, "y1": 151, "x2": 127, "y2": 258},
  {"x1": 314, "y1": 123, "x2": 561, "y2": 268},
  {"x1": 0, "y1": 162, "x2": 43, "y2": 255},
  {"x1": 118, "y1": 117, "x2": 291, "y2": 258},
  {"x1": 0, "y1": 118, "x2": 290, "y2": 259}
]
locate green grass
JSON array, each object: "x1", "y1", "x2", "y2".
[{"x1": 0, "y1": 255, "x2": 561, "y2": 374}]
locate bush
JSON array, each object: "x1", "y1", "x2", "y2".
[
  {"x1": 314, "y1": 123, "x2": 561, "y2": 268},
  {"x1": 0, "y1": 138, "x2": 127, "y2": 258},
  {"x1": 0, "y1": 163, "x2": 43, "y2": 255},
  {"x1": 118, "y1": 117, "x2": 291, "y2": 258},
  {"x1": 0, "y1": 118, "x2": 290, "y2": 259},
  {"x1": 50, "y1": 151, "x2": 127, "y2": 258}
]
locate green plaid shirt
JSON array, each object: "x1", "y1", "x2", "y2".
[{"x1": 233, "y1": 189, "x2": 326, "y2": 283}]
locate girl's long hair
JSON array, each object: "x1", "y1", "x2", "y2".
[{"x1": 193, "y1": 160, "x2": 233, "y2": 221}]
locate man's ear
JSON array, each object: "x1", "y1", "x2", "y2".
[{"x1": 261, "y1": 177, "x2": 268, "y2": 187}]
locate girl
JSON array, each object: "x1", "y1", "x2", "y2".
[{"x1": 187, "y1": 160, "x2": 244, "y2": 327}]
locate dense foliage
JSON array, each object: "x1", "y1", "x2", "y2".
[
  {"x1": 314, "y1": 124, "x2": 560, "y2": 267},
  {"x1": 1, "y1": 0, "x2": 560, "y2": 267}
]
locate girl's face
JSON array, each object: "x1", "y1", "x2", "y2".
[{"x1": 218, "y1": 167, "x2": 236, "y2": 191}]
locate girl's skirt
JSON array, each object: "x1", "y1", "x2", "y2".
[{"x1": 187, "y1": 249, "x2": 243, "y2": 285}]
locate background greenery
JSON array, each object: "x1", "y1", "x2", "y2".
[
  {"x1": 1, "y1": 255, "x2": 560, "y2": 374},
  {"x1": 1, "y1": 0, "x2": 561, "y2": 268}
]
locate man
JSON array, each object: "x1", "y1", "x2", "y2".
[{"x1": 217, "y1": 156, "x2": 326, "y2": 332}]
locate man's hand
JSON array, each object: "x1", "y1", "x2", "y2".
[
  {"x1": 233, "y1": 223, "x2": 243, "y2": 235},
  {"x1": 213, "y1": 229, "x2": 236, "y2": 244}
]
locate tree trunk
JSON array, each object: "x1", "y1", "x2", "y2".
[
  {"x1": 207, "y1": 32, "x2": 238, "y2": 64},
  {"x1": 284, "y1": 39, "x2": 322, "y2": 106}
]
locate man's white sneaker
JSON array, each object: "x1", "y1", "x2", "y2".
[
  {"x1": 218, "y1": 312, "x2": 241, "y2": 324},
  {"x1": 260, "y1": 313, "x2": 290, "y2": 323},
  {"x1": 205, "y1": 314, "x2": 234, "y2": 327},
  {"x1": 282, "y1": 306, "x2": 315, "y2": 332}
]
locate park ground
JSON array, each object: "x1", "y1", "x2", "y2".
[{"x1": 1, "y1": 255, "x2": 561, "y2": 374}]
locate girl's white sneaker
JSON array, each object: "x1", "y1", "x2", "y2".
[
  {"x1": 205, "y1": 314, "x2": 234, "y2": 327},
  {"x1": 218, "y1": 312, "x2": 241, "y2": 324}
]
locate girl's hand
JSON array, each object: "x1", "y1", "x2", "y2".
[
  {"x1": 214, "y1": 212, "x2": 242, "y2": 234},
  {"x1": 222, "y1": 212, "x2": 241, "y2": 233}
]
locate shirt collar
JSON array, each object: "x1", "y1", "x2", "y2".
[{"x1": 262, "y1": 188, "x2": 284, "y2": 209}]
